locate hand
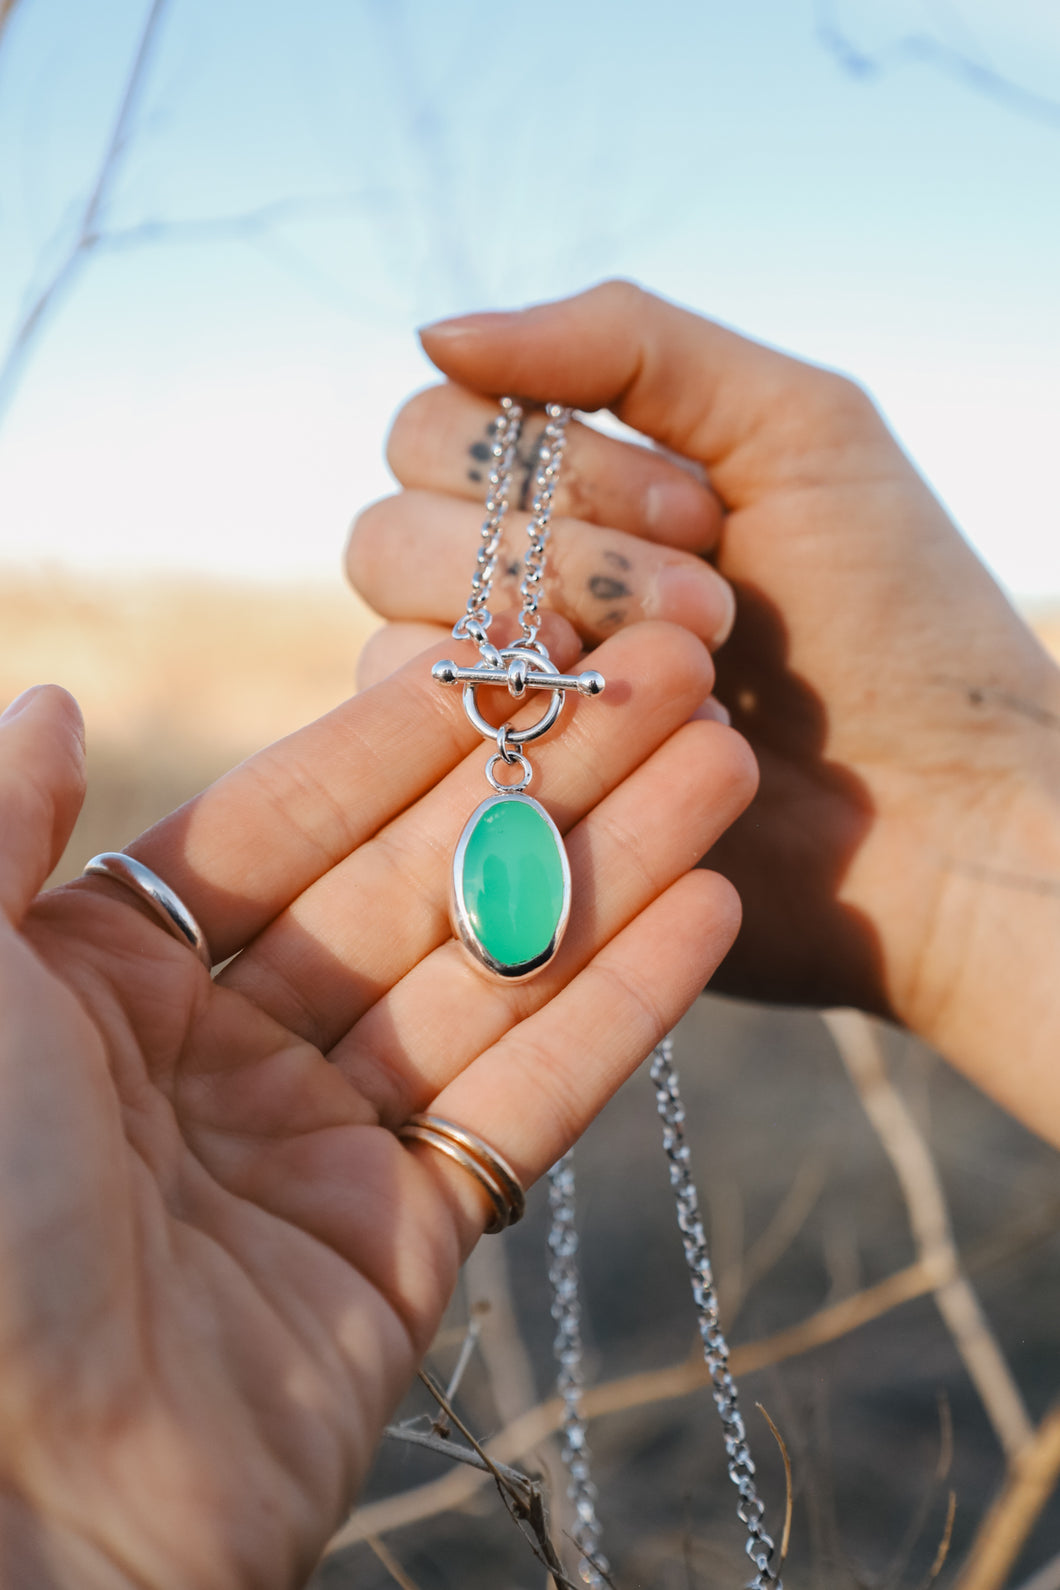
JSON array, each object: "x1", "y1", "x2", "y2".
[
  {"x1": 347, "y1": 282, "x2": 1060, "y2": 1143},
  {"x1": 0, "y1": 618, "x2": 753, "y2": 1589}
]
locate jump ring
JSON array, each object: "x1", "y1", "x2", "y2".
[
  {"x1": 485, "y1": 751, "x2": 532, "y2": 793},
  {"x1": 495, "y1": 723, "x2": 519, "y2": 765},
  {"x1": 81, "y1": 852, "x2": 212, "y2": 969}
]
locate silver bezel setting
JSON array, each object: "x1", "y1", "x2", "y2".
[{"x1": 451, "y1": 792, "x2": 572, "y2": 982}]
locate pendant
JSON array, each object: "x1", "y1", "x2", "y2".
[
  {"x1": 451, "y1": 792, "x2": 571, "y2": 980},
  {"x1": 433, "y1": 640, "x2": 603, "y2": 983}
]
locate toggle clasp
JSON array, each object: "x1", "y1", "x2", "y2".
[
  {"x1": 432, "y1": 652, "x2": 604, "y2": 699},
  {"x1": 433, "y1": 645, "x2": 605, "y2": 748}
]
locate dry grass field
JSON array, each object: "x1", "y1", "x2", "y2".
[
  {"x1": 4, "y1": 569, "x2": 1059, "y2": 1590},
  {"x1": 0, "y1": 568, "x2": 379, "y2": 882}
]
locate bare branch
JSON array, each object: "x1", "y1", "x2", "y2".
[
  {"x1": 441, "y1": 1308, "x2": 482, "y2": 1405},
  {"x1": 327, "y1": 1256, "x2": 938, "y2": 1550},
  {"x1": 920, "y1": 1490, "x2": 957, "y2": 1590},
  {"x1": 463, "y1": 1237, "x2": 538, "y2": 1426},
  {"x1": 462, "y1": 1232, "x2": 569, "y2": 1557},
  {"x1": 955, "y1": 1402, "x2": 1060, "y2": 1590},
  {"x1": 365, "y1": 1535, "x2": 423, "y2": 1590},
  {"x1": 883, "y1": 1393, "x2": 955, "y2": 1590},
  {"x1": 822, "y1": 1009, "x2": 1035, "y2": 1458},
  {"x1": 726, "y1": 1151, "x2": 829, "y2": 1321},
  {"x1": 756, "y1": 1403, "x2": 794, "y2": 1568},
  {"x1": 415, "y1": 1370, "x2": 584, "y2": 1590},
  {"x1": 382, "y1": 1423, "x2": 532, "y2": 1497},
  {"x1": 0, "y1": 0, "x2": 172, "y2": 420},
  {"x1": 815, "y1": 0, "x2": 1060, "y2": 127}
]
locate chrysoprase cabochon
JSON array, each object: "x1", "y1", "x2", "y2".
[{"x1": 452, "y1": 794, "x2": 571, "y2": 980}]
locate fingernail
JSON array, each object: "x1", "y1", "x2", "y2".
[
  {"x1": 648, "y1": 564, "x2": 736, "y2": 649},
  {"x1": 0, "y1": 684, "x2": 47, "y2": 723},
  {"x1": 691, "y1": 695, "x2": 731, "y2": 726},
  {"x1": 419, "y1": 310, "x2": 516, "y2": 340}
]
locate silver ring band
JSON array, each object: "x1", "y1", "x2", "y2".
[
  {"x1": 397, "y1": 1113, "x2": 526, "y2": 1234},
  {"x1": 82, "y1": 852, "x2": 212, "y2": 970}
]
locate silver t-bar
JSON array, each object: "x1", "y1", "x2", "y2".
[{"x1": 432, "y1": 657, "x2": 605, "y2": 700}]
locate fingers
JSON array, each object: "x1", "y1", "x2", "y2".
[
  {"x1": 418, "y1": 869, "x2": 740, "y2": 1187},
  {"x1": 356, "y1": 622, "x2": 449, "y2": 690},
  {"x1": 216, "y1": 622, "x2": 720, "y2": 1048},
  {"x1": 420, "y1": 281, "x2": 887, "y2": 506},
  {"x1": 328, "y1": 717, "x2": 756, "y2": 1125},
  {"x1": 387, "y1": 382, "x2": 725, "y2": 553},
  {"x1": 118, "y1": 615, "x2": 583, "y2": 962},
  {"x1": 348, "y1": 491, "x2": 736, "y2": 649},
  {"x1": 0, "y1": 686, "x2": 86, "y2": 926}
]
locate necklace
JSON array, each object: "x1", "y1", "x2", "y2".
[
  {"x1": 431, "y1": 398, "x2": 603, "y2": 980},
  {"x1": 435, "y1": 399, "x2": 783, "y2": 1587}
]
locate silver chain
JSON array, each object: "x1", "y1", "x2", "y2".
[
  {"x1": 650, "y1": 1034, "x2": 782, "y2": 1588},
  {"x1": 456, "y1": 395, "x2": 523, "y2": 640},
  {"x1": 547, "y1": 1152, "x2": 610, "y2": 1589},
  {"x1": 453, "y1": 398, "x2": 571, "y2": 649},
  {"x1": 457, "y1": 397, "x2": 782, "y2": 1583},
  {"x1": 516, "y1": 402, "x2": 569, "y2": 647},
  {"x1": 546, "y1": 1040, "x2": 782, "y2": 1587}
]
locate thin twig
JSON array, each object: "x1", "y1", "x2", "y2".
[
  {"x1": 883, "y1": 1393, "x2": 955, "y2": 1590},
  {"x1": 0, "y1": 0, "x2": 173, "y2": 421},
  {"x1": 442, "y1": 1309, "x2": 482, "y2": 1404},
  {"x1": 415, "y1": 1369, "x2": 524, "y2": 1499},
  {"x1": 955, "y1": 1403, "x2": 1060, "y2": 1590},
  {"x1": 327, "y1": 1256, "x2": 938, "y2": 1551},
  {"x1": 919, "y1": 1491, "x2": 957, "y2": 1590},
  {"x1": 331, "y1": 1201, "x2": 1050, "y2": 1558},
  {"x1": 815, "y1": 0, "x2": 1060, "y2": 127},
  {"x1": 365, "y1": 1535, "x2": 423, "y2": 1590},
  {"x1": 415, "y1": 1370, "x2": 582, "y2": 1590},
  {"x1": 756, "y1": 1403, "x2": 793, "y2": 1567},
  {"x1": 727, "y1": 1152, "x2": 829, "y2": 1320},
  {"x1": 822, "y1": 1009, "x2": 1034, "y2": 1458},
  {"x1": 382, "y1": 1423, "x2": 532, "y2": 1495},
  {"x1": 463, "y1": 1232, "x2": 569, "y2": 1558}
]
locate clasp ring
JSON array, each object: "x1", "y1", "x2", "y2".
[{"x1": 461, "y1": 647, "x2": 565, "y2": 747}]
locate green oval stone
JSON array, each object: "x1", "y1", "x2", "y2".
[{"x1": 458, "y1": 796, "x2": 567, "y2": 973}]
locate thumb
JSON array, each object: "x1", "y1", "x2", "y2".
[
  {"x1": 0, "y1": 686, "x2": 86, "y2": 925},
  {"x1": 420, "y1": 280, "x2": 884, "y2": 506}
]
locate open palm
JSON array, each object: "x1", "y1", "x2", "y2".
[{"x1": 0, "y1": 615, "x2": 752, "y2": 1588}]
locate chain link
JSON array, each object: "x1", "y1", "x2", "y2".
[
  {"x1": 547, "y1": 1151, "x2": 610, "y2": 1589},
  {"x1": 455, "y1": 395, "x2": 523, "y2": 639},
  {"x1": 453, "y1": 398, "x2": 572, "y2": 648},
  {"x1": 518, "y1": 402, "x2": 571, "y2": 647},
  {"x1": 650, "y1": 1035, "x2": 782, "y2": 1588}
]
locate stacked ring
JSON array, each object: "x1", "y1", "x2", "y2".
[{"x1": 397, "y1": 1114, "x2": 526, "y2": 1234}]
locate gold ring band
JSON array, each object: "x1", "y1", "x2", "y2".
[{"x1": 397, "y1": 1114, "x2": 526, "y2": 1234}]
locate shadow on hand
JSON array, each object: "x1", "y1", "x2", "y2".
[{"x1": 706, "y1": 581, "x2": 892, "y2": 1017}]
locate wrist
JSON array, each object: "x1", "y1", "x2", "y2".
[{"x1": 906, "y1": 644, "x2": 1060, "y2": 1144}]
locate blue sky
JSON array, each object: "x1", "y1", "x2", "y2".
[{"x1": 1, "y1": 0, "x2": 1058, "y2": 596}]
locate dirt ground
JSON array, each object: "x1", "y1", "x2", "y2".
[{"x1": 5, "y1": 570, "x2": 1059, "y2": 1589}]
